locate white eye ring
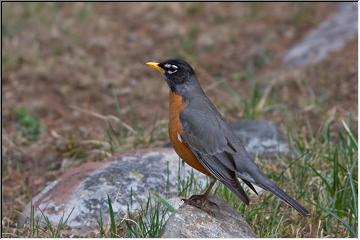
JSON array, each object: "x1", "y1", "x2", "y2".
[
  {"x1": 165, "y1": 64, "x2": 178, "y2": 74},
  {"x1": 168, "y1": 69, "x2": 177, "y2": 74}
]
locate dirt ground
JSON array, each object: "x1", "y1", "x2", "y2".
[{"x1": 2, "y1": 2, "x2": 357, "y2": 236}]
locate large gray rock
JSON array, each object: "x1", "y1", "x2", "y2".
[
  {"x1": 160, "y1": 196, "x2": 256, "y2": 238},
  {"x1": 284, "y1": 3, "x2": 357, "y2": 67},
  {"x1": 19, "y1": 148, "x2": 207, "y2": 234}
]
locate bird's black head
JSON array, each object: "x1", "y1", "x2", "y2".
[{"x1": 146, "y1": 59, "x2": 196, "y2": 92}]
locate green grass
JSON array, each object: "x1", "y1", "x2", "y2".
[
  {"x1": 9, "y1": 204, "x2": 74, "y2": 237},
  {"x1": 15, "y1": 107, "x2": 42, "y2": 141},
  {"x1": 242, "y1": 81, "x2": 263, "y2": 119},
  {"x1": 123, "y1": 194, "x2": 172, "y2": 238},
  {"x1": 95, "y1": 161, "x2": 205, "y2": 237},
  {"x1": 107, "y1": 194, "x2": 117, "y2": 237},
  {"x1": 29, "y1": 204, "x2": 40, "y2": 237},
  {"x1": 96, "y1": 208, "x2": 105, "y2": 237},
  {"x1": 38, "y1": 207, "x2": 74, "y2": 237},
  {"x1": 253, "y1": 121, "x2": 357, "y2": 237},
  {"x1": 98, "y1": 193, "x2": 176, "y2": 238}
]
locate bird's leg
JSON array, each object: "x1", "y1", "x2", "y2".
[
  {"x1": 182, "y1": 178, "x2": 218, "y2": 210},
  {"x1": 202, "y1": 178, "x2": 217, "y2": 198}
]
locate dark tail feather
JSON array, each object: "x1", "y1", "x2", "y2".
[
  {"x1": 258, "y1": 178, "x2": 309, "y2": 217},
  {"x1": 242, "y1": 178, "x2": 258, "y2": 195},
  {"x1": 224, "y1": 178, "x2": 250, "y2": 205}
]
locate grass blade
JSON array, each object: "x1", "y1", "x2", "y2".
[
  {"x1": 341, "y1": 120, "x2": 357, "y2": 149},
  {"x1": 107, "y1": 194, "x2": 117, "y2": 237},
  {"x1": 156, "y1": 193, "x2": 176, "y2": 213}
]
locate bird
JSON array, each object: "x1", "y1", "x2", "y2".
[{"x1": 146, "y1": 59, "x2": 309, "y2": 216}]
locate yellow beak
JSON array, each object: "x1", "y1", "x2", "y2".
[{"x1": 146, "y1": 62, "x2": 164, "y2": 73}]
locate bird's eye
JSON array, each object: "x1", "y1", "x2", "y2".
[{"x1": 165, "y1": 64, "x2": 178, "y2": 74}]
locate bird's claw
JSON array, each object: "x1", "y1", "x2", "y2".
[{"x1": 182, "y1": 194, "x2": 219, "y2": 215}]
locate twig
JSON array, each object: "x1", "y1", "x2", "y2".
[{"x1": 70, "y1": 105, "x2": 137, "y2": 134}]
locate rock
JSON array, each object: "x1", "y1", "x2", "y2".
[
  {"x1": 230, "y1": 119, "x2": 297, "y2": 158},
  {"x1": 19, "y1": 148, "x2": 207, "y2": 235},
  {"x1": 283, "y1": 3, "x2": 357, "y2": 67},
  {"x1": 160, "y1": 196, "x2": 256, "y2": 238}
]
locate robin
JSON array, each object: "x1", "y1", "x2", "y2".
[{"x1": 146, "y1": 59, "x2": 308, "y2": 216}]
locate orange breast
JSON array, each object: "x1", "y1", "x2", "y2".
[{"x1": 168, "y1": 91, "x2": 211, "y2": 176}]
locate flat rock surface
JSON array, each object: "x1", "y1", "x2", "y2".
[
  {"x1": 284, "y1": 3, "x2": 357, "y2": 67},
  {"x1": 160, "y1": 196, "x2": 256, "y2": 238}
]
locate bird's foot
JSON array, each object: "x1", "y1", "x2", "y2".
[{"x1": 182, "y1": 194, "x2": 218, "y2": 215}]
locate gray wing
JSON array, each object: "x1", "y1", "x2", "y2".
[
  {"x1": 179, "y1": 106, "x2": 252, "y2": 204},
  {"x1": 181, "y1": 98, "x2": 308, "y2": 216}
]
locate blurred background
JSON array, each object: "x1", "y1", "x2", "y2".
[{"x1": 2, "y1": 2, "x2": 357, "y2": 237}]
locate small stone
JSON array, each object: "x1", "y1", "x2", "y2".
[{"x1": 160, "y1": 196, "x2": 256, "y2": 238}]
